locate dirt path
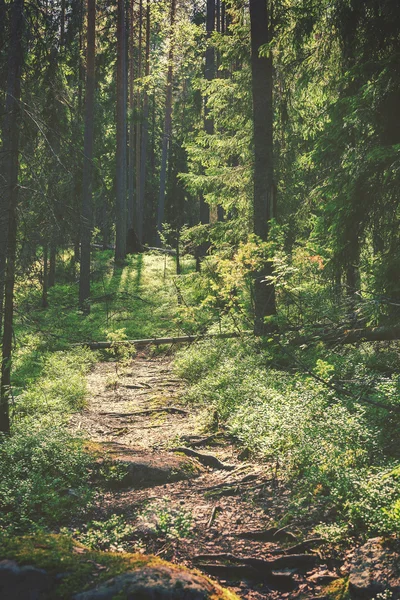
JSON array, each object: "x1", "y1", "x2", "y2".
[{"x1": 70, "y1": 353, "x2": 339, "y2": 600}]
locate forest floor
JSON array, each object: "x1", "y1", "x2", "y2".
[{"x1": 69, "y1": 350, "x2": 343, "y2": 600}]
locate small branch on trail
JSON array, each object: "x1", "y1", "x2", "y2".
[
  {"x1": 202, "y1": 474, "x2": 260, "y2": 492},
  {"x1": 121, "y1": 383, "x2": 152, "y2": 389},
  {"x1": 206, "y1": 505, "x2": 221, "y2": 528},
  {"x1": 99, "y1": 407, "x2": 188, "y2": 417},
  {"x1": 170, "y1": 447, "x2": 235, "y2": 470}
]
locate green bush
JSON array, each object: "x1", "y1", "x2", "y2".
[
  {"x1": 175, "y1": 337, "x2": 400, "y2": 538},
  {"x1": 0, "y1": 424, "x2": 93, "y2": 532}
]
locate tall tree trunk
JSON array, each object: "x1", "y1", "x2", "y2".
[
  {"x1": 42, "y1": 244, "x2": 49, "y2": 308},
  {"x1": 49, "y1": 243, "x2": 56, "y2": 287},
  {"x1": 138, "y1": 0, "x2": 150, "y2": 243},
  {"x1": 115, "y1": 0, "x2": 127, "y2": 261},
  {"x1": 197, "y1": 0, "x2": 215, "y2": 259},
  {"x1": 127, "y1": 0, "x2": 135, "y2": 237},
  {"x1": 135, "y1": 0, "x2": 143, "y2": 242},
  {"x1": 249, "y1": 0, "x2": 276, "y2": 335},
  {"x1": 156, "y1": 0, "x2": 176, "y2": 246},
  {"x1": 0, "y1": 0, "x2": 24, "y2": 434},
  {"x1": 79, "y1": 0, "x2": 96, "y2": 308}
]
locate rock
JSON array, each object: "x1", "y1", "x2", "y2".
[
  {"x1": 349, "y1": 537, "x2": 400, "y2": 599},
  {"x1": 73, "y1": 565, "x2": 227, "y2": 599},
  {"x1": 0, "y1": 559, "x2": 51, "y2": 600},
  {"x1": 97, "y1": 444, "x2": 205, "y2": 488}
]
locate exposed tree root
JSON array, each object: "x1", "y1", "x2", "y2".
[{"x1": 170, "y1": 447, "x2": 235, "y2": 470}]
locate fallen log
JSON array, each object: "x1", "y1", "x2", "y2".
[
  {"x1": 294, "y1": 325, "x2": 400, "y2": 346},
  {"x1": 73, "y1": 330, "x2": 250, "y2": 350},
  {"x1": 73, "y1": 325, "x2": 400, "y2": 352},
  {"x1": 171, "y1": 447, "x2": 235, "y2": 470},
  {"x1": 143, "y1": 245, "x2": 176, "y2": 255}
]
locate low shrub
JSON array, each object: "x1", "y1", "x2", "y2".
[
  {"x1": 175, "y1": 337, "x2": 400, "y2": 539},
  {"x1": 0, "y1": 424, "x2": 93, "y2": 533}
]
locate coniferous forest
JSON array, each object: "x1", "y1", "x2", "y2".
[{"x1": 0, "y1": 0, "x2": 400, "y2": 598}]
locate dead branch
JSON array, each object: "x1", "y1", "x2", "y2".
[{"x1": 99, "y1": 407, "x2": 188, "y2": 417}]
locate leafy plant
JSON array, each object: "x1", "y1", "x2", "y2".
[
  {"x1": 137, "y1": 498, "x2": 193, "y2": 539},
  {"x1": 71, "y1": 514, "x2": 136, "y2": 552}
]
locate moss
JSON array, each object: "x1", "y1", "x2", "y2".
[
  {"x1": 0, "y1": 533, "x2": 239, "y2": 600},
  {"x1": 324, "y1": 577, "x2": 350, "y2": 600}
]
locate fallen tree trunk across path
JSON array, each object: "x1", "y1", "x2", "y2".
[
  {"x1": 295, "y1": 325, "x2": 400, "y2": 346},
  {"x1": 73, "y1": 330, "x2": 251, "y2": 350},
  {"x1": 73, "y1": 325, "x2": 400, "y2": 352}
]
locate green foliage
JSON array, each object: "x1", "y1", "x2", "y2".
[
  {"x1": 175, "y1": 337, "x2": 400, "y2": 539},
  {"x1": 137, "y1": 498, "x2": 193, "y2": 539},
  {"x1": 71, "y1": 514, "x2": 136, "y2": 552},
  {"x1": 0, "y1": 425, "x2": 93, "y2": 533},
  {"x1": 13, "y1": 347, "x2": 96, "y2": 421}
]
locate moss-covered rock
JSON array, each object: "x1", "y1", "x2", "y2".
[{"x1": 0, "y1": 533, "x2": 239, "y2": 600}]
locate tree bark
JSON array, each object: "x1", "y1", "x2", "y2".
[
  {"x1": 115, "y1": 0, "x2": 127, "y2": 262},
  {"x1": 49, "y1": 243, "x2": 56, "y2": 288},
  {"x1": 127, "y1": 0, "x2": 135, "y2": 238},
  {"x1": 138, "y1": 0, "x2": 150, "y2": 243},
  {"x1": 249, "y1": 0, "x2": 276, "y2": 335},
  {"x1": 79, "y1": 0, "x2": 96, "y2": 308},
  {"x1": 42, "y1": 244, "x2": 49, "y2": 308},
  {"x1": 156, "y1": 0, "x2": 176, "y2": 246},
  {"x1": 0, "y1": 0, "x2": 24, "y2": 434},
  {"x1": 135, "y1": 0, "x2": 143, "y2": 242}
]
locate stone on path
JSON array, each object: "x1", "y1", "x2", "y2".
[{"x1": 349, "y1": 537, "x2": 400, "y2": 599}]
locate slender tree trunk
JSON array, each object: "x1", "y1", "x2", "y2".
[
  {"x1": 197, "y1": 0, "x2": 215, "y2": 257},
  {"x1": 79, "y1": 0, "x2": 96, "y2": 308},
  {"x1": 115, "y1": 0, "x2": 127, "y2": 261},
  {"x1": 249, "y1": 0, "x2": 276, "y2": 335},
  {"x1": 127, "y1": 0, "x2": 135, "y2": 235},
  {"x1": 135, "y1": 0, "x2": 143, "y2": 241},
  {"x1": 156, "y1": 0, "x2": 176, "y2": 245},
  {"x1": 49, "y1": 243, "x2": 56, "y2": 287},
  {"x1": 0, "y1": 0, "x2": 24, "y2": 434},
  {"x1": 60, "y1": 0, "x2": 66, "y2": 47},
  {"x1": 42, "y1": 244, "x2": 49, "y2": 308},
  {"x1": 138, "y1": 0, "x2": 150, "y2": 243}
]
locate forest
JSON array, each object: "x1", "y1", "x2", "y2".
[{"x1": 0, "y1": 0, "x2": 400, "y2": 598}]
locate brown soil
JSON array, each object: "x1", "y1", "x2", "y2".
[{"x1": 70, "y1": 352, "x2": 341, "y2": 600}]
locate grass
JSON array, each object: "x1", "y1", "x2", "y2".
[{"x1": 14, "y1": 251, "x2": 197, "y2": 351}]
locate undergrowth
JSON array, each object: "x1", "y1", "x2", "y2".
[{"x1": 174, "y1": 336, "x2": 400, "y2": 541}]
